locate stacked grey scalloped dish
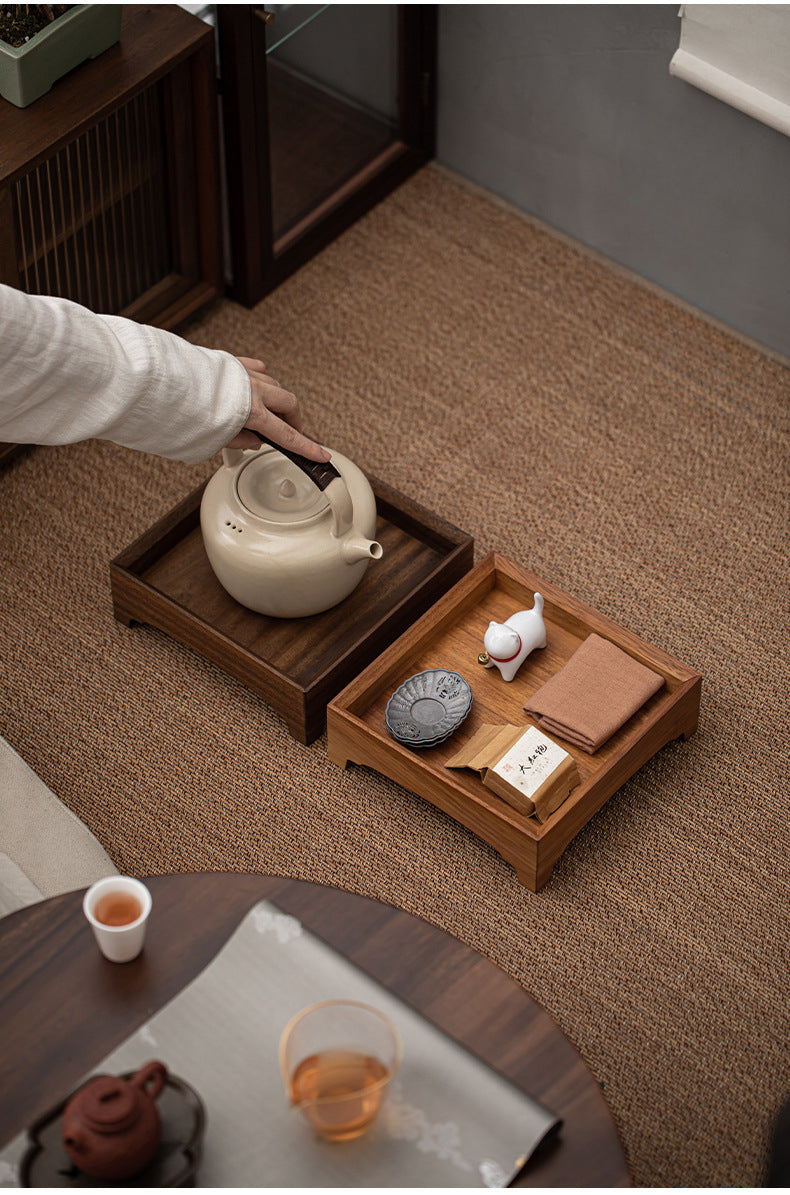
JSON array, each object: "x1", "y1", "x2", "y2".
[{"x1": 385, "y1": 669, "x2": 473, "y2": 748}]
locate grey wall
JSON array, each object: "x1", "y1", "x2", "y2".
[{"x1": 437, "y1": 4, "x2": 790, "y2": 359}]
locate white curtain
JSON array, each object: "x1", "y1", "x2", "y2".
[{"x1": 669, "y1": 4, "x2": 790, "y2": 136}]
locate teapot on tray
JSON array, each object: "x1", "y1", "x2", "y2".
[
  {"x1": 61, "y1": 1060, "x2": 168, "y2": 1181},
  {"x1": 200, "y1": 434, "x2": 383, "y2": 618}
]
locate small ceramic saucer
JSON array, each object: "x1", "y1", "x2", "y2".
[{"x1": 385, "y1": 669, "x2": 473, "y2": 748}]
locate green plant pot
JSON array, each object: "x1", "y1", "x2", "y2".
[{"x1": 0, "y1": 4, "x2": 122, "y2": 109}]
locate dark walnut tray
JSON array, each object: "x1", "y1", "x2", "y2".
[
  {"x1": 327, "y1": 553, "x2": 702, "y2": 891},
  {"x1": 110, "y1": 478, "x2": 474, "y2": 744}
]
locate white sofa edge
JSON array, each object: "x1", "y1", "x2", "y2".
[{"x1": 0, "y1": 735, "x2": 118, "y2": 917}]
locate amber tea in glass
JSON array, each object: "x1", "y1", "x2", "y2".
[{"x1": 279, "y1": 1000, "x2": 402, "y2": 1142}]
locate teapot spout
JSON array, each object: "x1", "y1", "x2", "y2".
[{"x1": 342, "y1": 536, "x2": 383, "y2": 565}]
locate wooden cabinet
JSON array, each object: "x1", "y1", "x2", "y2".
[
  {"x1": 0, "y1": 4, "x2": 437, "y2": 320},
  {"x1": 0, "y1": 5, "x2": 437, "y2": 464},
  {"x1": 0, "y1": 5, "x2": 223, "y2": 330}
]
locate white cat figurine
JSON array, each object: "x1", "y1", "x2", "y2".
[{"x1": 482, "y1": 594, "x2": 547, "y2": 682}]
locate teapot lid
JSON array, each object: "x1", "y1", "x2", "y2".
[
  {"x1": 236, "y1": 452, "x2": 330, "y2": 525},
  {"x1": 75, "y1": 1077, "x2": 140, "y2": 1133}
]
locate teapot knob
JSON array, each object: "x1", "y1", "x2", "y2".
[
  {"x1": 278, "y1": 478, "x2": 297, "y2": 499},
  {"x1": 247, "y1": 431, "x2": 355, "y2": 539}
]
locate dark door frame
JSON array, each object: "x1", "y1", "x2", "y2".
[{"x1": 216, "y1": 4, "x2": 437, "y2": 307}]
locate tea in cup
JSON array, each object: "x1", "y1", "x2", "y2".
[
  {"x1": 83, "y1": 876, "x2": 152, "y2": 963},
  {"x1": 279, "y1": 1000, "x2": 402, "y2": 1141}
]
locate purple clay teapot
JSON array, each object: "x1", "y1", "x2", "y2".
[{"x1": 61, "y1": 1060, "x2": 168, "y2": 1181}]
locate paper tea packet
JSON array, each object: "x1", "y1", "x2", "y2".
[{"x1": 446, "y1": 723, "x2": 579, "y2": 822}]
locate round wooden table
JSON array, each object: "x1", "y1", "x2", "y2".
[{"x1": 0, "y1": 873, "x2": 629, "y2": 1186}]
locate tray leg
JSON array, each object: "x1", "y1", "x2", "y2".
[
  {"x1": 111, "y1": 601, "x2": 136, "y2": 628},
  {"x1": 326, "y1": 712, "x2": 355, "y2": 768},
  {"x1": 501, "y1": 841, "x2": 550, "y2": 894},
  {"x1": 109, "y1": 570, "x2": 139, "y2": 628},
  {"x1": 678, "y1": 676, "x2": 702, "y2": 741},
  {"x1": 287, "y1": 717, "x2": 312, "y2": 747},
  {"x1": 680, "y1": 712, "x2": 700, "y2": 740},
  {"x1": 327, "y1": 741, "x2": 350, "y2": 769},
  {"x1": 511, "y1": 857, "x2": 542, "y2": 894}
]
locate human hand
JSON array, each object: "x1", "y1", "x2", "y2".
[{"x1": 226, "y1": 357, "x2": 330, "y2": 462}]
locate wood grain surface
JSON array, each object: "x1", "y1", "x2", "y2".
[
  {"x1": 110, "y1": 477, "x2": 474, "y2": 743},
  {"x1": 328, "y1": 552, "x2": 702, "y2": 890},
  {"x1": 0, "y1": 7, "x2": 210, "y2": 183},
  {"x1": 0, "y1": 6, "x2": 223, "y2": 330},
  {"x1": 0, "y1": 873, "x2": 629, "y2": 1186}
]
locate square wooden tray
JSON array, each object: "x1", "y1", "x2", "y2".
[
  {"x1": 110, "y1": 478, "x2": 474, "y2": 744},
  {"x1": 327, "y1": 553, "x2": 702, "y2": 891}
]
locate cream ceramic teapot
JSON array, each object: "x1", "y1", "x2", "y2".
[{"x1": 200, "y1": 434, "x2": 382, "y2": 618}]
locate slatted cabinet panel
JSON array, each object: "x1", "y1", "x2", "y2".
[{"x1": 0, "y1": 6, "x2": 222, "y2": 330}]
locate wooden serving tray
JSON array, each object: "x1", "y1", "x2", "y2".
[
  {"x1": 327, "y1": 553, "x2": 702, "y2": 891},
  {"x1": 110, "y1": 478, "x2": 474, "y2": 744}
]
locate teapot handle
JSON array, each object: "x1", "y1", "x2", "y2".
[
  {"x1": 248, "y1": 432, "x2": 353, "y2": 539},
  {"x1": 131, "y1": 1060, "x2": 168, "y2": 1101},
  {"x1": 247, "y1": 431, "x2": 340, "y2": 490}
]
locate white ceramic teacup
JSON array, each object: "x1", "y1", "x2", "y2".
[{"x1": 83, "y1": 876, "x2": 152, "y2": 963}]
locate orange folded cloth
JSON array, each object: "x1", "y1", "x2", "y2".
[{"x1": 524, "y1": 633, "x2": 665, "y2": 753}]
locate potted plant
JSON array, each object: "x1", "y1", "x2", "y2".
[{"x1": 0, "y1": 4, "x2": 122, "y2": 108}]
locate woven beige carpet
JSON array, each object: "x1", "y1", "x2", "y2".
[{"x1": 2, "y1": 165, "x2": 788, "y2": 1186}]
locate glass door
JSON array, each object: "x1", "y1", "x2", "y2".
[
  {"x1": 265, "y1": 4, "x2": 398, "y2": 245},
  {"x1": 216, "y1": 4, "x2": 436, "y2": 305}
]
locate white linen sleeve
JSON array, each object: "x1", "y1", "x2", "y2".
[{"x1": 0, "y1": 285, "x2": 251, "y2": 464}]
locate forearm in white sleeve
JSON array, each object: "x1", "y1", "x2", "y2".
[{"x1": 0, "y1": 285, "x2": 251, "y2": 464}]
